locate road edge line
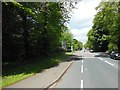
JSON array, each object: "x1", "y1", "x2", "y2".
[{"x1": 43, "y1": 60, "x2": 74, "y2": 90}]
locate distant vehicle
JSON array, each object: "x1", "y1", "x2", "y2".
[
  {"x1": 66, "y1": 47, "x2": 73, "y2": 52},
  {"x1": 90, "y1": 49, "x2": 94, "y2": 52},
  {"x1": 110, "y1": 51, "x2": 120, "y2": 60}
]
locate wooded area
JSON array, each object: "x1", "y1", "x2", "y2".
[
  {"x1": 3, "y1": 1, "x2": 83, "y2": 64},
  {"x1": 84, "y1": 2, "x2": 120, "y2": 52}
]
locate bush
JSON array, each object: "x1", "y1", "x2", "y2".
[{"x1": 108, "y1": 43, "x2": 118, "y2": 52}]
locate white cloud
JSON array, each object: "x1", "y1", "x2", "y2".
[
  {"x1": 71, "y1": 27, "x2": 92, "y2": 44},
  {"x1": 70, "y1": 0, "x2": 99, "y2": 24},
  {"x1": 69, "y1": 0, "x2": 101, "y2": 44}
]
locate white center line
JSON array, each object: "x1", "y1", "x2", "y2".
[
  {"x1": 81, "y1": 80, "x2": 84, "y2": 88},
  {"x1": 82, "y1": 60, "x2": 83, "y2": 63},
  {"x1": 81, "y1": 65, "x2": 83, "y2": 73}
]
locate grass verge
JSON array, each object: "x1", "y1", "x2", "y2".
[{"x1": 1, "y1": 52, "x2": 72, "y2": 88}]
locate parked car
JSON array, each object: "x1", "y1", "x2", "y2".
[{"x1": 110, "y1": 51, "x2": 120, "y2": 60}]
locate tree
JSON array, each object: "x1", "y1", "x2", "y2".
[
  {"x1": 61, "y1": 30, "x2": 73, "y2": 50},
  {"x1": 85, "y1": 1, "x2": 120, "y2": 52},
  {"x1": 2, "y1": 1, "x2": 77, "y2": 63},
  {"x1": 73, "y1": 39, "x2": 83, "y2": 51},
  {"x1": 97, "y1": 1, "x2": 120, "y2": 52}
]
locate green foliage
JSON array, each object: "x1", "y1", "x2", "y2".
[
  {"x1": 85, "y1": 1, "x2": 120, "y2": 52},
  {"x1": 62, "y1": 30, "x2": 73, "y2": 48},
  {"x1": 108, "y1": 43, "x2": 118, "y2": 52},
  {"x1": 2, "y1": 1, "x2": 80, "y2": 88},
  {"x1": 2, "y1": 2, "x2": 76, "y2": 63},
  {"x1": 61, "y1": 31, "x2": 83, "y2": 51},
  {"x1": 2, "y1": 53, "x2": 72, "y2": 87},
  {"x1": 73, "y1": 39, "x2": 83, "y2": 51}
]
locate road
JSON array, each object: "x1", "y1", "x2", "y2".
[{"x1": 53, "y1": 50, "x2": 118, "y2": 88}]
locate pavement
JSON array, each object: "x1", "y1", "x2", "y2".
[{"x1": 3, "y1": 58, "x2": 74, "y2": 89}]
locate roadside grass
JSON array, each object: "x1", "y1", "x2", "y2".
[
  {"x1": 65, "y1": 52, "x2": 73, "y2": 56},
  {"x1": 1, "y1": 52, "x2": 72, "y2": 88}
]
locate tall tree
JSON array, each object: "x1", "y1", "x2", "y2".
[
  {"x1": 2, "y1": 1, "x2": 77, "y2": 63},
  {"x1": 85, "y1": 1, "x2": 120, "y2": 52}
]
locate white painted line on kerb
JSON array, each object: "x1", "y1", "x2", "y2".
[
  {"x1": 82, "y1": 60, "x2": 83, "y2": 63},
  {"x1": 81, "y1": 80, "x2": 84, "y2": 88},
  {"x1": 105, "y1": 61, "x2": 114, "y2": 66},
  {"x1": 81, "y1": 65, "x2": 83, "y2": 73}
]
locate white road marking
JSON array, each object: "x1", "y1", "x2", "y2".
[
  {"x1": 81, "y1": 65, "x2": 83, "y2": 73},
  {"x1": 81, "y1": 80, "x2": 84, "y2": 88},
  {"x1": 105, "y1": 61, "x2": 114, "y2": 66},
  {"x1": 82, "y1": 60, "x2": 83, "y2": 63},
  {"x1": 82, "y1": 57, "x2": 96, "y2": 58},
  {"x1": 98, "y1": 57, "x2": 103, "y2": 61},
  {"x1": 98, "y1": 57, "x2": 114, "y2": 66}
]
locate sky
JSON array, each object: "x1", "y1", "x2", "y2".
[{"x1": 68, "y1": 0, "x2": 102, "y2": 45}]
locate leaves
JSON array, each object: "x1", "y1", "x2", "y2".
[
  {"x1": 85, "y1": 1, "x2": 120, "y2": 52},
  {"x1": 3, "y1": 2, "x2": 77, "y2": 62}
]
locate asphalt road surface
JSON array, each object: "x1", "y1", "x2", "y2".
[{"x1": 53, "y1": 50, "x2": 118, "y2": 88}]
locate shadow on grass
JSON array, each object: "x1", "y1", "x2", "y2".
[
  {"x1": 2, "y1": 51, "x2": 85, "y2": 87},
  {"x1": 2, "y1": 52, "x2": 75, "y2": 77},
  {"x1": 2, "y1": 52, "x2": 77, "y2": 87}
]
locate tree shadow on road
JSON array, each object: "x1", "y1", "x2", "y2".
[
  {"x1": 94, "y1": 52, "x2": 109, "y2": 58},
  {"x1": 66, "y1": 55, "x2": 83, "y2": 61}
]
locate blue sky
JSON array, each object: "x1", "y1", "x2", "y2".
[{"x1": 68, "y1": 0, "x2": 102, "y2": 44}]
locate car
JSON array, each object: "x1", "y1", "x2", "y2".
[
  {"x1": 110, "y1": 51, "x2": 120, "y2": 60},
  {"x1": 90, "y1": 49, "x2": 94, "y2": 52},
  {"x1": 66, "y1": 47, "x2": 72, "y2": 52}
]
